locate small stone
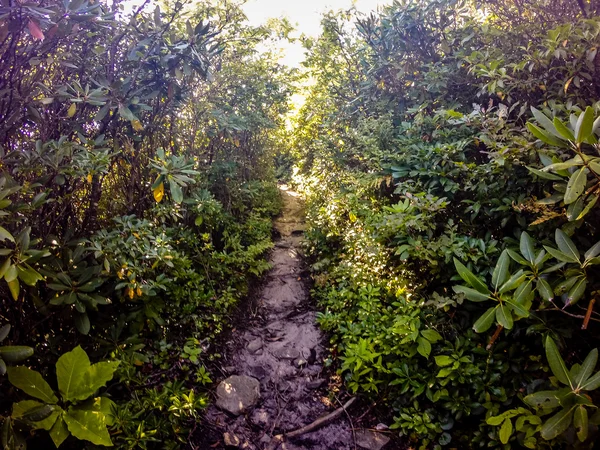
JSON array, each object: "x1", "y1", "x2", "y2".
[
  {"x1": 273, "y1": 347, "x2": 300, "y2": 360},
  {"x1": 247, "y1": 338, "x2": 263, "y2": 354},
  {"x1": 260, "y1": 434, "x2": 272, "y2": 444},
  {"x1": 216, "y1": 375, "x2": 260, "y2": 416},
  {"x1": 355, "y1": 429, "x2": 390, "y2": 450},
  {"x1": 224, "y1": 431, "x2": 241, "y2": 447},
  {"x1": 294, "y1": 358, "x2": 307, "y2": 368},
  {"x1": 306, "y1": 378, "x2": 325, "y2": 389},
  {"x1": 251, "y1": 409, "x2": 270, "y2": 427},
  {"x1": 224, "y1": 365, "x2": 237, "y2": 374},
  {"x1": 375, "y1": 423, "x2": 389, "y2": 431}
]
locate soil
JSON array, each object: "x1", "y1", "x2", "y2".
[{"x1": 201, "y1": 185, "x2": 360, "y2": 450}]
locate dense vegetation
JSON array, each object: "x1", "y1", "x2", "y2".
[
  {"x1": 289, "y1": 0, "x2": 600, "y2": 448},
  {"x1": 4, "y1": 0, "x2": 600, "y2": 448},
  {"x1": 0, "y1": 0, "x2": 292, "y2": 447}
]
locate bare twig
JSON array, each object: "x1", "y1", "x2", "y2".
[
  {"x1": 335, "y1": 395, "x2": 357, "y2": 450},
  {"x1": 265, "y1": 397, "x2": 357, "y2": 450}
]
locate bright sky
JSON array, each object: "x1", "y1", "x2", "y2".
[{"x1": 242, "y1": 0, "x2": 386, "y2": 67}]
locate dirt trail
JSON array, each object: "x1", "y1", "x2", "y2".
[{"x1": 204, "y1": 185, "x2": 355, "y2": 450}]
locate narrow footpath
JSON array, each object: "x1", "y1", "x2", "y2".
[{"x1": 204, "y1": 186, "x2": 389, "y2": 450}]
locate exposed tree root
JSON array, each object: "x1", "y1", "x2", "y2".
[{"x1": 265, "y1": 397, "x2": 357, "y2": 450}]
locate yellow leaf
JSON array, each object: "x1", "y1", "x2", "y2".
[
  {"x1": 136, "y1": 287, "x2": 142, "y2": 297},
  {"x1": 126, "y1": 287, "x2": 134, "y2": 299},
  {"x1": 131, "y1": 119, "x2": 143, "y2": 131},
  {"x1": 153, "y1": 182, "x2": 164, "y2": 203},
  {"x1": 67, "y1": 103, "x2": 76, "y2": 118},
  {"x1": 86, "y1": 174, "x2": 92, "y2": 183}
]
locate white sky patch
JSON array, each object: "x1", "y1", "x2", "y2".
[{"x1": 243, "y1": 0, "x2": 385, "y2": 67}]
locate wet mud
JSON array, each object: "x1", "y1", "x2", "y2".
[{"x1": 204, "y1": 185, "x2": 356, "y2": 450}]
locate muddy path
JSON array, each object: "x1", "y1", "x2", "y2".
[{"x1": 203, "y1": 186, "x2": 366, "y2": 450}]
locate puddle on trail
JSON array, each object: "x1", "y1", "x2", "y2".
[{"x1": 204, "y1": 185, "x2": 355, "y2": 450}]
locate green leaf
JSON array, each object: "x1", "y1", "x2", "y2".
[
  {"x1": 553, "y1": 117, "x2": 575, "y2": 141},
  {"x1": 56, "y1": 345, "x2": 90, "y2": 402},
  {"x1": 527, "y1": 166, "x2": 563, "y2": 181},
  {"x1": 566, "y1": 278, "x2": 587, "y2": 306},
  {"x1": 452, "y1": 285, "x2": 490, "y2": 302},
  {"x1": 496, "y1": 303, "x2": 513, "y2": 329},
  {"x1": 581, "y1": 370, "x2": 600, "y2": 391},
  {"x1": 527, "y1": 122, "x2": 566, "y2": 147},
  {"x1": 507, "y1": 249, "x2": 528, "y2": 265},
  {"x1": 545, "y1": 336, "x2": 571, "y2": 386},
  {"x1": 564, "y1": 168, "x2": 587, "y2": 205},
  {"x1": 576, "y1": 350, "x2": 599, "y2": 389},
  {"x1": 473, "y1": 306, "x2": 497, "y2": 333},
  {"x1": 585, "y1": 240, "x2": 600, "y2": 260},
  {"x1": 64, "y1": 408, "x2": 112, "y2": 446},
  {"x1": 7, "y1": 366, "x2": 58, "y2": 403},
  {"x1": 519, "y1": 232, "x2": 536, "y2": 263},
  {"x1": 524, "y1": 390, "x2": 561, "y2": 409},
  {"x1": 71, "y1": 361, "x2": 119, "y2": 401},
  {"x1": 499, "y1": 418, "x2": 513, "y2": 444},
  {"x1": 499, "y1": 270, "x2": 526, "y2": 294},
  {"x1": 492, "y1": 250, "x2": 510, "y2": 290},
  {"x1": 170, "y1": 182, "x2": 183, "y2": 203},
  {"x1": 434, "y1": 355, "x2": 453, "y2": 367},
  {"x1": 420, "y1": 329, "x2": 442, "y2": 343},
  {"x1": 536, "y1": 278, "x2": 554, "y2": 302},
  {"x1": 505, "y1": 298, "x2": 529, "y2": 318},
  {"x1": 555, "y1": 229, "x2": 580, "y2": 262},
  {"x1": 416, "y1": 337, "x2": 431, "y2": 358},
  {"x1": 453, "y1": 258, "x2": 489, "y2": 294},
  {"x1": 574, "y1": 405, "x2": 588, "y2": 442},
  {"x1": 540, "y1": 407, "x2": 574, "y2": 440},
  {"x1": 544, "y1": 245, "x2": 578, "y2": 263},
  {"x1": 0, "y1": 346, "x2": 33, "y2": 362},
  {"x1": 575, "y1": 106, "x2": 594, "y2": 143},
  {"x1": 0, "y1": 226, "x2": 14, "y2": 243},
  {"x1": 17, "y1": 264, "x2": 43, "y2": 286},
  {"x1": 74, "y1": 312, "x2": 90, "y2": 335},
  {"x1": 50, "y1": 416, "x2": 69, "y2": 447},
  {"x1": 531, "y1": 107, "x2": 563, "y2": 138},
  {"x1": 7, "y1": 278, "x2": 19, "y2": 300}
]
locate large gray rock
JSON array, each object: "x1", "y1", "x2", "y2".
[
  {"x1": 355, "y1": 429, "x2": 391, "y2": 450},
  {"x1": 215, "y1": 375, "x2": 260, "y2": 415}
]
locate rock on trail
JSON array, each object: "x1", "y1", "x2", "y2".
[{"x1": 204, "y1": 185, "x2": 384, "y2": 450}]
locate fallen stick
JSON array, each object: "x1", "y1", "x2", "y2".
[{"x1": 265, "y1": 397, "x2": 357, "y2": 450}]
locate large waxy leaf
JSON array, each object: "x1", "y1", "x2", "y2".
[
  {"x1": 575, "y1": 107, "x2": 594, "y2": 143},
  {"x1": 574, "y1": 405, "x2": 588, "y2": 442},
  {"x1": 0, "y1": 346, "x2": 33, "y2": 362},
  {"x1": 519, "y1": 232, "x2": 536, "y2": 263},
  {"x1": 473, "y1": 306, "x2": 497, "y2": 333},
  {"x1": 498, "y1": 270, "x2": 526, "y2": 294},
  {"x1": 170, "y1": 181, "x2": 183, "y2": 203},
  {"x1": 492, "y1": 250, "x2": 510, "y2": 290},
  {"x1": 64, "y1": 408, "x2": 112, "y2": 446},
  {"x1": 50, "y1": 416, "x2": 69, "y2": 447},
  {"x1": 524, "y1": 390, "x2": 561, "y2": 409},
  {"x1": 541, "y1": 407, "x2": 575, "y2": 440},
  {"x1": 536, "y1": 278, "x2": 554, "y2": 301},
  {"x1": 531, "y1": 107, "x2": 563, "y2": 138},
  {"x1": 7, "y1": 366, "x2": 58, "y2": 404},
  {"x1": 581, "y1": 370, "x2": 600, "y2": 391},
  {"x1": 453, "y1": 258, "x2": 489, "y2": 294},
  {"x1": 56, "y1": 345, "x2": 91, "y2": 402},
  {"x1": 499, "y1": 418, "x2": 512, "y2": 444},
  {"x1": 564, "y1": 168, "x2": 587, "y2": 205},
  {"x1": 555, "y1": 229, "x2": 580, "y2": 262},
  {"x1": 71, "y1": 361, "x2": 120, "y2": 401},
  {"x1": 527, "y1": 123, "x2": 566, "y2": 147},
  {"x1": 416, "y1": 336, "x2": 431, "y2": 358},
  {"x1": 553, "y1": 117, "x2": 575, "y2": 141},
  {"x1": 545, "y1": 336, "x2": 571, "y2": 387},
  {"x1": 452, "y1": 285, "x2": 490, "y2": 302},
  {"x1": 496, "y1": 303, "x2": 513, "y2": 329}
]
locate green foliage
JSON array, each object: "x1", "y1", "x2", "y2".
[
  {"x1": 7, "y1": 346, "x2": 118, "y2": 447},
  {"x1": 0, "y1": 324, "x2": 33, "y2": 376},
  {"x1": 292, "y1": 0, "x2": 600, "y2": 448}
]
